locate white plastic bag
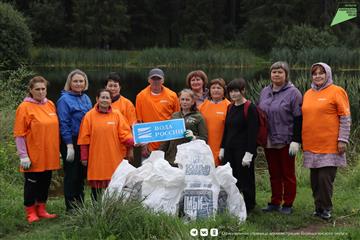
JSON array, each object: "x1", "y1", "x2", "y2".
[
  {"x1": 214, "y1": 163, "x2": 247, "y2": 221},
  {"x1": 110, "y1": 151, "x2": 185, "y2": 215},
  {"x1": 175, "y1": 140, "x2": 220, "y2": 220},
  {"x1": 105, "y1": 160, "x2": 136, "y2": 198},
  {"x1": 140, "y1": 151, "x2": 185, "y2": 215}
]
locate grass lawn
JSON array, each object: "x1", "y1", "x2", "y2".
[{"x1": 1, "y1": 157, "x2": 359, "y2": 240}]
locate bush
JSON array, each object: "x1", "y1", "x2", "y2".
[{"x1": 0, "y1": 2, "x2": 32, "y2": 69}]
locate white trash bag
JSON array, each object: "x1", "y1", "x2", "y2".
[
  {"x1": 214, "y1": 163, "x2": 247, "y2": 221},
  {"x1": 105, "y1": 160, "x2": 136, "y2": 199},
  {"x1": 107, "y1": 151, "x2": 185, "y2": 215},
  {"x1": 140, "y1": 151, "x2": 185, "y2": 215},
  {"x1": 175, "y1": 140, "x2": 220, "y2": 220}
]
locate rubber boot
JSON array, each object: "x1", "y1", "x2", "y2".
[
  {"x1": 36, "y1": 203, "x2": 57, "y2": 219},
  {"x1": 25, "y1": 205, "x2": 40, "y2": 223}
]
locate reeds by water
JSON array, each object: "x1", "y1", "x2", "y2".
[
  {"x1": 271, "y1": 47, "x2": 360, "y2": 70},
  {"x1": 31, "y1": 47, "x2": 263, "y2": 68}
]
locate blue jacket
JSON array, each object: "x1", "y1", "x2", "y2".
[{"x1": 57, "y1": 91, "x2": 92, "y2": 144}]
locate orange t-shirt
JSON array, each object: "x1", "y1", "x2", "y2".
[
  {"x1": 111, "y1": 96, "x2": 137, "y2": 126},
  {"x1": 199, "y1": 99, "x2": 230, "y2": 166},
  {"x1": 13, "y1": 101, "x2": 60, "y2": 172},
  {"x1": 135, "y1": 85, "x2": 180, "y2": 151},
  {"x1": 77, "y1": 108, "x2": 133, "y2": 180},
  {"x1": 302, "y1": 85, "x2": 350, "y2": 153}
]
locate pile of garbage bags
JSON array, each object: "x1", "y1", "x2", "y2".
[{"x1": 105, "y1": 140, "x2": 247, "y2": 222}]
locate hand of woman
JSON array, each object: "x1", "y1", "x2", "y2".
[
  {"x1": 338, "y1": 141, "x2": 347, "y2": 154},
  {"x1": 20, "y1": 156, "x2": 31, "y2": 170}
]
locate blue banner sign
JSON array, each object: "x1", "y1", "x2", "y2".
[{"x1": 133, "y1": 119, "x2": 186, "y2": 144}]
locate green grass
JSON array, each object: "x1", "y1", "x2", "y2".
[
  {"x1": 31, "y1": 47, "x2": 265, "y2": 68},
  {"x1": 1, "y1": 153, "x2": 359, "y2": 240}
]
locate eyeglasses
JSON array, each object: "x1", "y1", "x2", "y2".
[{"x1": 150, "y1": 77, "x2": 162, "y2": 80}]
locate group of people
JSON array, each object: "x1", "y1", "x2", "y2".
[{"x1": 14, "y1": 61, "x2": 351, "y2": 223}]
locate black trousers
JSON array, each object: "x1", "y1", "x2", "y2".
[
  {"x1": 225, "y1": 148, "x2": 256, "y2": 211},
  {"x1": 310, "y1": 166, "x2": 337, "y2": 211},
  {"x1": 24, "y1": 171, "x2": 52, "y2": 206},
  {"x1": 60, "y1": 136, "x2": 86, "y2": 211}
]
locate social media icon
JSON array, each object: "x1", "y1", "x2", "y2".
[
  {"x1": 200, "y1": 228, "x2": 208, "y2": 236},
  {"x1": 210, "y1": 228, "x2": 219, "y2": 236},
  {"x1": 190, "y1": 228, "x2": 198, "y2": 236}
]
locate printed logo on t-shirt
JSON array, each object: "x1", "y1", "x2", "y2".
[
  {"x1": 215, "y1": 111, "x2": 225, "y2": 115},
  {"x1": 107, "y1": 121, "x2": 116, "y2": 125},
  {"x1": 317, "y1": 98, "x2": 328, "y2": 101},
  {"x1": 160, "y1": 100, "x2": 169, "y2": 104},
  {"x1": 48, "y1": 113, "x2": 57, "y2": 116}
]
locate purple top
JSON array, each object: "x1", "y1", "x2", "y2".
[{"x1": 258, "y1": 82, "x2": 302, "y2": 145}]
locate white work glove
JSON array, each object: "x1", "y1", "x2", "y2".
[
  {"x1": 219, "y1": 148, "x2": 224, "y2": 162},
  {"x1": 184, "y1": 129, "x2": 196, "y2": 140},
  {"x1": 66, "y1": 144, "x2": 75, "y2": 162},
  {"x1": 242, "y1": 152, "x2": 253, "y2": 167},
  {"x1": 20, "y1": 156, "x2": 31, "y2": 170},
  {"x1": 219, "y1": 148, "x2": 225, "y2": 165},
  {"x1": 289, "y1": 142, "x2": 300, "y2": 156}
]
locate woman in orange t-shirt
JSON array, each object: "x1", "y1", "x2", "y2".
[
  {"x1": 105, "y1": 72, "x2": 136, "y2": 162},
  {"x1": 78, "y1": 89, "x2": 134, "y2": 201},
  {"x1": 13, "y1": 76, "x2": 60, "y2": 223},
  {"x1": 198, "y1": 78, "x2": 230, "y2": 166},
  {"x1": 302, "y1": 62, "x2": 351, "y2": 220}
]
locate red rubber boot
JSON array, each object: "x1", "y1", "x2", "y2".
[
  {"x1": 36, "y1": 203, "x2": 57, "y2": 219},
  {"x1": 25, "y1": 205, "x2": 40, "y2": 223}
]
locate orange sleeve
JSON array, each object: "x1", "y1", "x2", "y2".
[
  {"x1": 173, "y1": 95, "x2": 180, "y2": 112},
  {"x1": 335, "y1": 87, "x2": 351, "y2": 116},
  {"x1": 13, "y1": 104, "x2": 29, "y2": 137},
  {"x1": 125, "y1": 99, "x2": 137, "y2": 126},
  {"x1": 135, "y1": 93, "x2": 143, "y2": 123},
  {"x1": 117, "y1": 112, "x2": 133, "y2": 142},
  {"x1": 77, "y1": 112, "x2": 91, "y2": 145}
]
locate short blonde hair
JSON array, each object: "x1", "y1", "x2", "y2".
[{"x1": 64, "y1": 69, "x2": 89, "y2": 91}]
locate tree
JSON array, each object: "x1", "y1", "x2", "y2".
[
  {"x1": 72, "y1": 0, "x2": 129, "y2": 49},
  {"x1": 26, "y1": 0, "x2": 68, "y2": 47},
  {"x1": 178, "y1": 0, "x2": 215, "y2": 48},
  {"x1": 275, "y1": 24, "x2": 338, "y2": 51},
  {"x1": 0, "y1": 2, "x2": 32, "y2": 69}
]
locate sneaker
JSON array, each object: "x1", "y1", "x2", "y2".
[
  {"x1": 262, "y1": 204, "x2": 280, "y2": 212},
  {"x1": 313, "y1": 208, "x2": 323, "y2": 217},
  {"x1": 320, "y1": 210, "x2": 331, "y2": 220},
  {"x1": 280, "y1": 206, "x2": 293, "y2": 214}
]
